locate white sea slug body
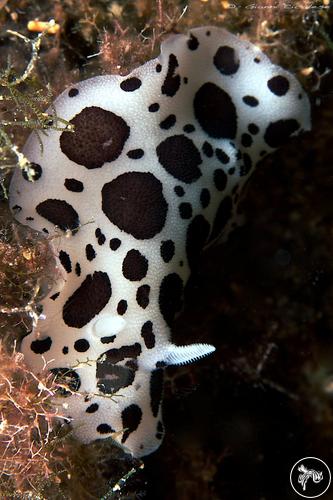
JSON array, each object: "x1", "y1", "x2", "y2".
[{"x1": 9, "y1": 26, "x2": 311, "y2": 457}]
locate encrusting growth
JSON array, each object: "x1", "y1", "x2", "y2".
[{"x1": 9, "y1": 26, "x2": 311, "y2": 457}]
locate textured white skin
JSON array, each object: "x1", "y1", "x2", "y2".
[{"x1": 9, "y1": 26, "x2": 311, "y2": 457}]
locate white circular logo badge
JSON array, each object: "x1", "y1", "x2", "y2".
[{"x1": 290, "y1": 457, "x2": 331, "y2": 498}]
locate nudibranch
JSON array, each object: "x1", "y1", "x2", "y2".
[{"x1": 9, "y1": 26, "x2": 311, "y2": 457}]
